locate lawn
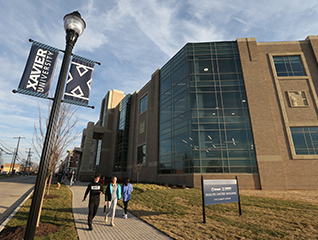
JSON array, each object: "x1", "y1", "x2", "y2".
[
  {"x1": 1, "y1": 183, "x2": 77, "y2": 240},
  {"x1": 119, "y1": 184, "x2": 318, "y2": 240},
  {"x1": 2, "y1": 182, "x2": 318, "y2": 239}
]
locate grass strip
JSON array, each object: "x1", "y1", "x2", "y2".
[
  {"x1": 3, "y1": 183, "x2": 77, "y2": 239},
  {"x1": 118, "y1": 184, "x2": 318, "y2": 240}
]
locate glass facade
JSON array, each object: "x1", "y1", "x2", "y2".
[
  {"x1": 291, "y1": 127, "x2": 318, "y2": 155},
  {"x1": 159, "y1": 41, "x2": 257, "y2": 174},
  {"x1": 114, "y1": 94, "x2": 131, "y2": 172},
  {"x1": 273, "y1": 56, "x2": 306, "y2": 77}
]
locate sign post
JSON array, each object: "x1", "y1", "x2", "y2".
[
  {"x1": 202, "y1": 177, "x2": 242, "y2": 223},
  {"x1": 201, "y1": 175, "x2": 206, "y2": 223},
  {"x1": 236, "y1": 176, "x2": 242, "y2": 216}
]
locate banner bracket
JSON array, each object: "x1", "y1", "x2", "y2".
[
  {"x1": 12, "y1": 89, "x2": 95, "y2": 109},
  {"x1": 29, "y1": 38, "x2": 102, "y2": 65}
]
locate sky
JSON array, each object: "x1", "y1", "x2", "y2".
[{"x1": 0, "y1": 0, "x2": 318, "y2": 166}]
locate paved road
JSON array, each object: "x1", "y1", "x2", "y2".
[
  {"x1": 70, "y1": 181, "x2": 172, "y2": 240},
  {"x1": 0, "y1": 175, "x2": 36, "y2": 225}
]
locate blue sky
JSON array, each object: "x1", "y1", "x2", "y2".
[{"x1": 1, "y1": 0, "x2": 318, "y2": 165}]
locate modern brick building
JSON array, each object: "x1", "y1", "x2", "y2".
[{"x1": 77, "y1": 36, "x2": 318, "y2": 190}]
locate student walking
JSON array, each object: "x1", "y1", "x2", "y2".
[
  {"x1": 82, "y1": 173, "x2": 103, "y2": 230},
  {"x1": 69, "y1": 171, "x2": 75, "y2": 186},
  {"x1": 104, "y1": 176, "x2": 121, "y2": 227},
  {"x1": 122, "y1": 178, "x2": 133, "y2": 219}
]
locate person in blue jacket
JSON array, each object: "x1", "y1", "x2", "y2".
[
  {"x1": 122, "y1": 178, "x2": 133, "y2": 219},
  {"x1": 104, "y1": 176, "x2": 121, "y2": 226}
]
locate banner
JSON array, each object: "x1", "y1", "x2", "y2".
[
  {"x1": 63, "y1": 56, "x2": 95, "y2": 105},
  {"x1": 18, "y1": 41, "x2": 59, "y2": 97}
]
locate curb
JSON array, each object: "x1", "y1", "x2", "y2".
[{"x1": 0, "y1": 187, "x2": 34, "y2": 232}]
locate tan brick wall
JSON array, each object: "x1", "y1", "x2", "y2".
[{"x1": 237, "y1": 37, "x2": 318, "y2": 190}]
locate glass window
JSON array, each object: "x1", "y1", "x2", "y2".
[
  {"x1": 201, "y1": 160, "x2": 222, "y2": 167},
  {"x1": 174, "y1": 133, "x2": 189, "y2": 153},
  {"x1": 172, "y1": 64, "x2": 187, "y2": 85},
  {"x1": 139, "y1": 94, "x2": 148, "y2": 114},
  {"x1": 161, "y1": 77, "x2": 171, "y2": 94},
  {"x1": 291, "y1": 127, "x2": 318, "y2": 155},
  {"x1": 218, "y1": 59, "x2": 238, "y2": 73},
  {"x1": 174, "y1": 95, "x2": 187, "y2": 117},
  {"x1": 195, "y1": 92, "x2": 217, "y2": 108},
  {"x1": 273, "y1": 56, "x2": 306, "y2": 77},
  {"x1": 160, "y1": 138, "x2": 171, "y2": 156},
  {"x1": 160, "y1": 106, "x2": 171, "y2": 123},
  {"x1": 225, "y1": 130, "x2": 249, "y2": 149},
  {"x1": 114, "y1": 95, "x2": 131, "y2": 172},
  {"x1": 201, "y1": 150, "x2": 221, "y2": 159},
  {"x1": 137, "y1": 145, "x2": 146, "y2": 164},
  {"x1": 159, "y1": 41, "x2": 257, "y2": 174},
  {"x1": 221, "y1": 92, "x2": 243, "y2": 108},
  {"x1": 195, "y1": 60, "x2": 214, "y2": 74}
]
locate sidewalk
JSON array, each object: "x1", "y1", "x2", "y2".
[{"x1": 69, "y1": 181, "x2": 172, "y2": 240}]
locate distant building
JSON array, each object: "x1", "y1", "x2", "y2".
[
  {"x1": 2, "y1": 163, "x2": 21, "y2": 173},
  {"x1": 60, "y1": 148, "x2": 82, "y2": 175},
  {"x1": 77, "y1": 36, "x2": 318, "y2": 190}
]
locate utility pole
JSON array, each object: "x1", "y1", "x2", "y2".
[
  {"x1": 10, "y1": 137, "x2": 25, "y2": 176},
  {"x1": 0, "y1": 148, "x2": 3, "y2": 165},
  {"x1": 0, "y1": 149, "x2": 3, "y2": 172},
  {"x1": 25, "y1": 148, "x2": 32, "y2": 175}
]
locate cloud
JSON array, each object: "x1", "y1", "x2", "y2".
[{"x1": 2, "y1": 0, "x2": 318, "y2": 165}]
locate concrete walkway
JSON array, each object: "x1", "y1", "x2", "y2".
[{"x1": 69, "y1": 181, "x2": 172, "y2": 240}]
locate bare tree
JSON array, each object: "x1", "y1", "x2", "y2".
[
  {"x1": 132, "y1": 162, "x2": 145, "y2": 183},
  {"x1": 33, "y1": 103, "x2": 80, "y2": 192},
  {"x1": 32, "y1": 103, "x2": 80, "y2": 227}
]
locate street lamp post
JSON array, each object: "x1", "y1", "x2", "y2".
[{"x1": 24, "y1": 11, "x2": 86, "y2": 240}]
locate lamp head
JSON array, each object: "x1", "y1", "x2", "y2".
[{"x1": 63, "y1": 11, "x2": 86, "y2": 37}]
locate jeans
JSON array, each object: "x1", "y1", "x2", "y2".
[{"x1": 105, "y1": 198, "x2": 118, "y2": 219}]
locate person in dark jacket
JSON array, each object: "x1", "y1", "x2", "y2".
[
  {"x1": 104, "y1": 176, "x2": 121, "y2": 227},
  {"x1": 82, "y1": 173, "x2": 103, "y2": 230}
]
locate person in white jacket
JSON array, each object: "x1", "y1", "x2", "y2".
[{"x1": 104, "y1": 176, "x2": 121, "y2": 226}]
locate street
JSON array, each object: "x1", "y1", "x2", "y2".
[{"x1": 0, "y1": 175, "x2": 36, "y2": 225}]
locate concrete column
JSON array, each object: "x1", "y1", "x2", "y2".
[{"x1": 79, "y1": 122, "x2": 95, "y2": 181}]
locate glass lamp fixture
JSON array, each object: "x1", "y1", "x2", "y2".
[{"x1": 64, "y1": 11, "x2": 86, "y2": 36}]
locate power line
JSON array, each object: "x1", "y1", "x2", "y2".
[
  {"x1": 0, "y1": 147, "x2": 12, "y2": 155},
  {"x1": 0, "y1": 142, "x2": 14, "y2": 154}
]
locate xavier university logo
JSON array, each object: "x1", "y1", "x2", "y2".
[
  {"x1": 64, "y1": 57, "x2": 95, "y2": 104},
  {"x1": 18, "y1": 42, "x2": 59, "y2": 96}
]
